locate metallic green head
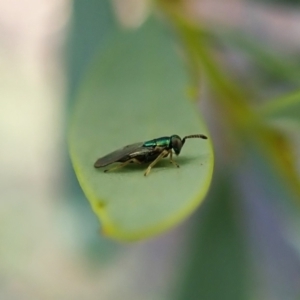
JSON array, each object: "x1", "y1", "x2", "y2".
[{"x1": 170, "y1": 134, "x2": 208, "y2": 155}]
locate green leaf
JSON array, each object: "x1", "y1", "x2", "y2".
[{"x1": 69, "y1": 18, "x2": 214, "y2": 241}]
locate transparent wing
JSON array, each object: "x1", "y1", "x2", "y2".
[{"x1": 94, "y1": 142, "x2": 149, "y2": 167}]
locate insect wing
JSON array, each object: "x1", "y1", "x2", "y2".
[{"x1": 94, "y1": 142, "x2": 145, "y2": 167}]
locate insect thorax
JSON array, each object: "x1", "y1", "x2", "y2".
[{"x1": 143, "y1": 136, "x2": 171, "y2": 149}]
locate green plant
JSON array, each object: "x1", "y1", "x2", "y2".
[{"x1": 68, "y1": 1, "x2": 300, "y2": 298}]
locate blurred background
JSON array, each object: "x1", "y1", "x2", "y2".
[{"x1": 1, "y1": 0, "x2": 300, "y2": 299}]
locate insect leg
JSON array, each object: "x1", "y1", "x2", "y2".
[
  {"x1": 169, "y1": 151, "x2": 180, "y2": 168},
  {"x1": 144, "y1": 149, "x2": 170, "y2": 176},
  {"x1": 104, "y1": 158, "x2": 141, "y2": 173}
]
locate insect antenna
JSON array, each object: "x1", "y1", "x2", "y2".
[{"x1": 182, "y1": 134, "x2": 208, "y2": 145}]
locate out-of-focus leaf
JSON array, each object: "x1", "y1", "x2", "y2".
[
  {"x1": 67, "y1": 0, "x2": 117, "y2": 102},
  {"x1": 259, "y1": 91, "x2": 300, "y2": 125},
  {"x1": 69, "y1": 17, "x2": 214, "y2": 241},
  {"x1": 215, "y1": 30, "x2": 300, "y2": 85},
  {"x1": 174, "y1": 173, "x2": 249, "y2": 300}
]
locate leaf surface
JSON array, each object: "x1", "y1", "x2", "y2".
[{"x1": 69, "y1": 18, "x2": 214, "y2": 241}]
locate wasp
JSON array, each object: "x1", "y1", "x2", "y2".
[{"x1": 94, "y1": 134, "x2": 207, "y2": 176}]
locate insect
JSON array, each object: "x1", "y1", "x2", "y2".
[{"x1": 94, "y1": 134, "x2": 208, "y2": 176}]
